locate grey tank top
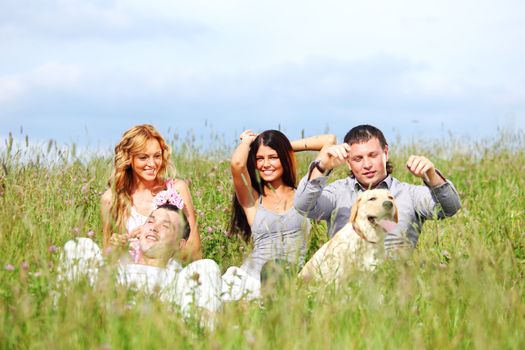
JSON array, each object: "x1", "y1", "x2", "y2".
[{"x1": 240, "y1": 197, "x2": 311, "y2": 279}]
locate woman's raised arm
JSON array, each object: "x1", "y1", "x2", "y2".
[
  {"x1": 290, "y1": 134, "x2": 337, "y2": 152},
  {"x1": 231, "y1": 130, "x2": 259, "y2": 223}
]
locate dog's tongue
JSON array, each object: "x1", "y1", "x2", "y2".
[{"x1": 378, "y1": 219, "x2": 397, "y2": 233}]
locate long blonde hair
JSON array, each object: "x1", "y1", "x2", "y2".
[{"x1": 108, "y1": 124, "x2": 172, "y2": 234}]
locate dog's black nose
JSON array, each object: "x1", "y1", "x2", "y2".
[{"x1": 382, "y1": 201, "x2": 393, "y2": 210}]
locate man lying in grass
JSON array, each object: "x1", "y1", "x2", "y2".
[{"x1": 57, "y1": 204, "x2": 222, "y2": 315}]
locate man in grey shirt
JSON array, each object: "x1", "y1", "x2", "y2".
[{"x1": 294, "y1": 124, "x2": 461, "y2": 249}]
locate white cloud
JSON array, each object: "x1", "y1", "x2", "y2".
[
  {"x1": 0, "y1": 76, "x2": 24, "y2": 103},
  {"x1": 0, "y1": 0, "x2": 523, "y2": 144},
  {"x1": 0, "y1": 62, "x2": 82, "y2": 105}
]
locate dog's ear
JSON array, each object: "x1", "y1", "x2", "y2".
[
  {"x1": 349, "y1": 196, "x2": 361, "y2": 223},
  {"x1": 393, "y1": 202, "x2": 399, "y2": 223}
]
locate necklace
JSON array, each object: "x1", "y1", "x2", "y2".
[{"x1": 265, "y1": 186, "x2": 293, "y2": 212}]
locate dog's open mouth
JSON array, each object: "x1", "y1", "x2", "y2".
[
  {"x1": 379, "y1": 219, "x2": 397, "y2": 233},
  {"x1": 367, "y1": 215, "x2": 378, "y2": 226},
  {"x1": 368, "y1": 215, "x2": 397, "y2": 233}
]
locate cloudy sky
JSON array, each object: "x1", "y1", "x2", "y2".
[{"x1": 1, "y1": 0, "x2": 524, "y2": 149}]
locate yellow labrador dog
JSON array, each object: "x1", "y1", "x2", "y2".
[{"x1": 299, "y1": 189, "x2": 398, "y2": 283}]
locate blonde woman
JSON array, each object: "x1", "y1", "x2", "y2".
[{"x1": 101, "y1": 124, "x2": 202, "y2": 260}]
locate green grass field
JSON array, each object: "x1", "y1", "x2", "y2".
[{"x1": 1, "y1": 130, "x2": 524, "y2": 349}]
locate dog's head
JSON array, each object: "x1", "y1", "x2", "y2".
[{"x1": 349, "y1": 189, "x2": 398, "y2": 243}]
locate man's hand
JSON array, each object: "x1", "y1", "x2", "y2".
[
  {"x1": 406, "y1": 155, "x2": 445, "y2": 187},
  {"x1": 318, "y1": 143, "x2": 352, "y2": 171}
]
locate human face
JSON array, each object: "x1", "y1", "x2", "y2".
[
  {"x1": 347, "y1": 137, "x2": 388, "y2": 188},
  {"x1": 139, "y1": 208, "x2": 180, "y2": 259},
  {"x1": 131, "y1": 138, "x2": 163, "y2": 183},
  {"x1": 255, "y1": 144, "x2": 283, "y2": 184}
]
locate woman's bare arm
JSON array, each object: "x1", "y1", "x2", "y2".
[
  {"x1": 290, "y1": 134, "x2": 337, "y2": 152},
  {"x1": 174, "y1": 179, "x2": 202, "y2": 261},
  {"x1": 230, "y1": 130, "x2": 259, "y2": 224}
]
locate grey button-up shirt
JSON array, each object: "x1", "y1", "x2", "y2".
[{"x1": 294, "y1": 166, "x2": 461, "y2": 248}]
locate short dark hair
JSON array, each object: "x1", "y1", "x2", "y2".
[
  {"x1": 343, "y1": 124, "x2": 393, "y2": 176},
  {"x1": 156, "y1": 204, "x2": 190, "y2": 240},
  {"x1": 343, "y1": 124, "x2": 388, "y2": 148}
]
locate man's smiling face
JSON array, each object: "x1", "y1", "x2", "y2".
[{"x1": 139, "y1": 208, "x2": 181, "y2": 259}]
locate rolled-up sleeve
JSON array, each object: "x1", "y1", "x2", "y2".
[
  {"x1": 412, "y1": 180, "x2": 461, "y2": 219},
  {"x1": 431, "y1": 181, "x2": 461, "y2": 218},
  {"x1": 294, "y1": 175, "x2": 335, "y2": 222}
]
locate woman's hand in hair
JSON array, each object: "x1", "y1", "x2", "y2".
[
  {"x1": 239, "y1": 130, "x2": 258, "y2": 144},
  {"x1": 109, "y1": 226, "x2": 141, "y2": 248},
  {"x1": 109, "y1": 232, "x2": 130, "y2": 248},
  {"x1": 127, "y1": 226, "x2": 143, "y2": 240}
]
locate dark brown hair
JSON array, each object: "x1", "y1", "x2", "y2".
[
  {"x1": 229, "y1": 130, "x2": 297, "y2": 242},
  {"x1": 157, "y1": 204, "x2": 190, "y2": 240}
]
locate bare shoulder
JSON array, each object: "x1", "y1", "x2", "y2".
[
  {"x1": 101, "y1": 189, "x2": 112, "y2": 207},
  {"x1": 170, "y1": 178, "x2": 190, "y2": 192},
  {"x1": 170, "y1": 178, "x2": 194, "y2": 202}
]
